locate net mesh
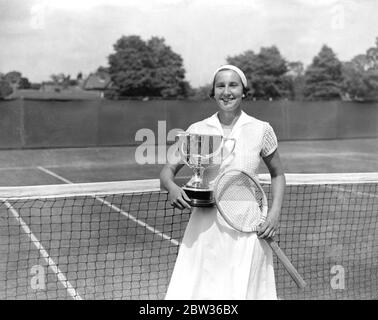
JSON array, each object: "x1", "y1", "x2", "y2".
[{"x1": 1, "y1": 173, "x2": 378, "y2": 300}]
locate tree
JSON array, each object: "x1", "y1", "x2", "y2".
[
  {"x1": 286, "y1": 62, "x2": 305, "y2": 100},
  {"x1": 303, "y1": 45, "x2": 344, "y2": 100},
  {"x1": 189, "y1": 84, "x2": 212, "y2": 100},
  {"x1": 4, "y1": 71, "x2": 22, "y2": 85},
  {"x1": 365, "y1": 37, "x2": 378, "y2": 70},
  {"x1": 50, "y1": 73, "x2": 71, "y2": 89},
  {"x1": 342, "y1": 37, "x2": 378, "y2": 101},
  {"x1": 287, "y1": 62, "x2": 304, "y2": 78},
  {"x1": 19, "y1": 77, "x2": 31, "y2": 89},
  {"x1": 3, "y1": 71, "x2": 30, "y2": 91},
  {"x1": 107, "y1": 35, "x2": 190, "y2": 98},
  {"x1": 227, "y1": 46, "x2": 291, "y2": 100},
  {"x1": 0, "y1": 80, "x2": 13, "y2": 99}
]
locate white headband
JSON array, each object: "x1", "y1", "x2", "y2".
[{"x1": 212, "y1": 64, "x2": 248, "y2": 88}]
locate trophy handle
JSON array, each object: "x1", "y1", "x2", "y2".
[
  {"x1": 176, "y1": 132, "x2": 225, "y2": 164},
  {"x1": 175, "y1": 131, "x2": 191, "y2": 167},
  {"x1": 221, "y1": 137, "x2": 236, "y2": 161}
]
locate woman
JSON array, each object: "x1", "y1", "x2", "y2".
[{"x1": 160, "y1": 65, "x2": 286, "y2": 300}]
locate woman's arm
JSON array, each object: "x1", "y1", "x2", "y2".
[
  {"x1": 257, "y1": 149, "x2": 286, "y2": 239},
  {"x1": 160, "y1": 162, "x2": 191, "y2": 210}
]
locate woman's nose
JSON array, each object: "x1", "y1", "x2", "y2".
[{"x1": 223, "y1": 85, "x2": 231, "y2": 95}]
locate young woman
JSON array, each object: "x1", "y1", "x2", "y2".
[{"x1": 160, "y1": 65, "x2": 286, "y2": 299}]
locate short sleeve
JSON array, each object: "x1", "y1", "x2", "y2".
[
  {"x1": 260, "y1": 123, "x2": 278, "y2": 158},
  {"x1": 185, "y1": 123, "x2": 196, "y2": 134}
]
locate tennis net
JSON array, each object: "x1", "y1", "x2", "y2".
[{"x1": 0, "y1": 173, "x2": 377, "y2": 300}]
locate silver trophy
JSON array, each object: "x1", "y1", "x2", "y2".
[{"x1": 176, "y1": 132, "x2": 236, "y2": 207}]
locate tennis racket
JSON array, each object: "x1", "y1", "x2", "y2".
[{"x1": 213, "y1": 169, "x2": 307, "y2": 289}]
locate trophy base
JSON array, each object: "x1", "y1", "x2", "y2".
[{"x1": 182, "y1": 186, "x2": 215, "y2": 207}]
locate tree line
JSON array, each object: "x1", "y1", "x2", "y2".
[
  {"x1": 1, "y1": 35, "x2": 378, "y2": 101},
  {"x1": 195, "y1": 37, "x2": 378, "y2": 101}
]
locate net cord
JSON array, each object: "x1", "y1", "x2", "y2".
[{"x1": 1, "y1": 173, "x2": 377, "y2": 200}]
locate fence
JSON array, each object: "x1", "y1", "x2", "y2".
[{"x1": 0, "y1": 99, "x2": 377, "y2": 149}]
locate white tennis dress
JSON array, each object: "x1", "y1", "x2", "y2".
[{"x1": 165, "y1": 111, "x2": 278, "y2": 300}]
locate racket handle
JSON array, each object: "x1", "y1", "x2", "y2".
[{"x1": 265, "y1": 238, "x2": 307, "y2": 289}]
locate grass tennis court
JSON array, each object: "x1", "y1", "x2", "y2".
[
  {"x1": 0, "y1": 138, "x2": 377, "y2": 186},
  {"x1": 0, "y1": 138, "x2": 377, "y2": 300}
]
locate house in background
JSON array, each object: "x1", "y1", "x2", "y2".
[
  {"x1": 4, "y1": 71, "x2": 114, "y2": 100},
  {"x1": 83, "y1": 72, "x2": 112, "y2": 97},
  {"x1": 40, "y1": 81, "x2": 64, "y2": 92}
]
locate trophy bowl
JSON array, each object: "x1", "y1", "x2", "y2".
[{"x1": 176, "y1": 132, "x2": 235, "y2": 207}]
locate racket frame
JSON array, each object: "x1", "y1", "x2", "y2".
[{"x1": 214, "y1": 168, "x2": 307, "y2": 289}]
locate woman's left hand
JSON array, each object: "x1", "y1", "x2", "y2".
[{"x1": 257, "y1": 210, "x2": 280, "y2": 239}]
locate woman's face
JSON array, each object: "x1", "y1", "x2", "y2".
[{"x1": 213, "y1": 70, "x2": 244, "y2": 112}]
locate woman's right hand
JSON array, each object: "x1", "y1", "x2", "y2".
[{"x1": 168, "y1": 184, "x2": 191, "y2": 210}]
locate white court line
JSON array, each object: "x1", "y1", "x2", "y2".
[
  {"x1": 0, "y1": 166, "x2": 36, "y2": 171},
  {"x1": 37, "y1": 166, "x2": 180, "y2": 246},
  {"x1": 37, "y1": 166, "x2": 72, "y2": 184},
  {"x1": 3, "y1": 201, "x2": 82, "y2": 300}
]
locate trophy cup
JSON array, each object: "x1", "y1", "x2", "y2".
[{"x1": 176, "y1": 132, "x2": 236, "y2": 207}]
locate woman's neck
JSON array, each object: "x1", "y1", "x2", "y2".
[{"x1": 218, "y1": 109, "x2": 242, "y2": 127}]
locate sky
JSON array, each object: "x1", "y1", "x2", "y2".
[{"x1": 0, "y1": 0, "x2": 377, "y2": 87}]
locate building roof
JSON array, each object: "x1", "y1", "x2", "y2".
[{"x1": 83, "y1": 73, "x2": 112, "y2": 90}]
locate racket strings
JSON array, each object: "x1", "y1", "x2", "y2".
[{"x1": 215, "y1": 171, "x2": 265, "y2": 232}]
